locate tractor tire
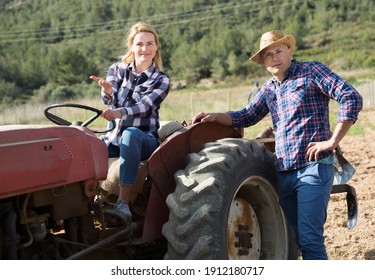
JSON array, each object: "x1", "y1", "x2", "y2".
[{"x1": 162, "y1": 138, "x2": 299, "y2": 260}]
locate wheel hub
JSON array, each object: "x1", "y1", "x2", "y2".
[{"x1": 227, "y1": 197, "x2": 261, "y2": 259}]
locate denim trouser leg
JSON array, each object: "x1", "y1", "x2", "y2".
[
  {"x1": 107, "y1": 127, "x2": 159, "y2": 185},
  {"x1": 277, "y1": 162, "x2": 334, "y2": 260}
]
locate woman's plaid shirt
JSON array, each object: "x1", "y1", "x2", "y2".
[{"x1": 100, "y1": 61, "x2": 170, "y2": 146}]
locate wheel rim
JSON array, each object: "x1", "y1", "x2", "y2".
[
  {"x1": 227, "y1": 176, "x2": 289, "y2": 260},
  {"x1": 227, "y1": 197, "x2": 261, "y2": 259}
]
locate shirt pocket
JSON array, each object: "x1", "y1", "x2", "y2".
[
  {"x1": 286, "y1": 79, "x2": 307, "y2": 107},
  {"x1": 133, "y1": 85, "x2": 151, "y2": 102}
]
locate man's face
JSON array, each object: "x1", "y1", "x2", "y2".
[{"x1": 261, "y1": 43, "x2": 292, "y2": 81}]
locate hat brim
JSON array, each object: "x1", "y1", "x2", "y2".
[{"x1": 249, "y1": 35, "x2": 296, "y2": 65}]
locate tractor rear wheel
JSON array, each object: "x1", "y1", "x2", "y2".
[{"x1": 162, "y1": 138, "x2": 299, "y2": 259}]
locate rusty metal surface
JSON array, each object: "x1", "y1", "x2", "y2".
[
  {"x1": 148, "y1": 122, "x2": 241, "y2": 199},
  {"x1": 227, "y1": 197, "x2": 261, "y2": 259},
  {"x1": 0, "y1": 125, "x2": 108, "y2": 199}
]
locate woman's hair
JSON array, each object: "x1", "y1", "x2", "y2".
[{"x1": 121, "y1": 22, "x2": 163, "y2": 70}]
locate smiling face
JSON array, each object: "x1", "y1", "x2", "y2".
[
  {"x1": 261, "y1": 43, "x2": 292, "y2": 82},
  {"x1": 131, "y1": 31, "x2": 158, "y2": 72}
]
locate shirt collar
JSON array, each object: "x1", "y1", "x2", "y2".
[
  {"x1": 271, "y1": 59, "x2": 297, "y2": 84},
  {"x1": 283, "y1": 59, "x2": 297, "y2": 80},
  {"x1": 128, "y1": 61, "x2": 155, "y2": 78}
]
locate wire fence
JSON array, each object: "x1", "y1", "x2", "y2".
[{"x1": 356, "y1": 80, "x2": 375, "y2": 107}]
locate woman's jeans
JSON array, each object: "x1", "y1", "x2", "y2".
[
  {"x1": 277, "y1": 162, "x2": 334, "y2": 260},
  {"x1": 107, "y1": 127, "x2": 159, "y2": 185}
]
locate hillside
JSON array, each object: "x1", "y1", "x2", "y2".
[{"x1": 0, "y1": 0, "x2": 375, "y2": 107}]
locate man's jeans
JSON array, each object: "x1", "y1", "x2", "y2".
[{"x1": 277, "y1": 162, "x2": 334, "y2": 260}]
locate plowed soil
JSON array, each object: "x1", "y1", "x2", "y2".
[{"x1": 324, "y1": 107, "x2": 375, "y2": 260}]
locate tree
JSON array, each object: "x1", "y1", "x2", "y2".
[
  {"x1": 210, "y1": 57, "x2": 227, "y2": 81},
  {"x1": 50, "y1": 47, "x2": 97, "y2": 85},
  {"x1": 0, "y1": 0, "x2": 374, "y2": 105}
]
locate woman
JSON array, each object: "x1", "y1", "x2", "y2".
[{"x1": 90, "y1": 22, "x2": 170, "y2": 226}]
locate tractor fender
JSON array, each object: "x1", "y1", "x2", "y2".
[{"x1": 140, "y1": 122, "x2": 241, "y2": 243}]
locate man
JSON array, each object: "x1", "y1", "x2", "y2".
[{"x1": 192, "y1": 30, "x2": 363, "y2": 259}]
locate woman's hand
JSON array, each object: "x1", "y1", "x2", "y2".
[
  {"x1": 101, "y1": 108, "x2": 122, "y2": 121},
  {"x1": 90, "y1": 75, "x2": 113, "y2": 95}
]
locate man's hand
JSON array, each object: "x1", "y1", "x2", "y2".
[
  {"x1": 191, "y1": 112, "x2": 232, "y2": 126},
  {"x1": 191, "y1": 112, "x2": 214, "y2": 124},
  {"x1": 306, "y1": 121, "x2": 354, "y2": 161},
  {"x1": 305, "y1": 140, "x2": 334, "y2": 161}
]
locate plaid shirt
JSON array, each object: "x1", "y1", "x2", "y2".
[
  {"x1": 100, "y1": 61, "x2": 170, "y2": 146},
  {"x1": 229, "y1": 60, "x2": 363, "y2": 171}
]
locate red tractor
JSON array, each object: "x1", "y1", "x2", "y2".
[{"x1": 0, "y1": 104, "x2": 358, "y2": 259}]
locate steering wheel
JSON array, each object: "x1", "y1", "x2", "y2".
[{"x1": 44, "y1": 103, "x2": 115, "y2": 134}]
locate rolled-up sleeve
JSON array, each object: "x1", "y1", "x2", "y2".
[
  {"x1": 336, "y1": 85, "x2": 363, "y2": 123},
  {"x1": 101, "y1": 62, "x2": 125, "y2": 106},
  {"x1": 312, "y1": 62, "x2": 363, "y2": 124}
]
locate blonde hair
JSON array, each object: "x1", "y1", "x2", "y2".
[{"x1": 121, "y1": 22, "x2": 163, "y2": 70}]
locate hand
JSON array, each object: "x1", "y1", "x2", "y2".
[
  {"x1": 305, "y1": 140, "x2": 334, "y2": 161},
  {"x1": 90, "y1": 75, "x2": 113, "y2": 94},
  {"x1": 101, "y1": 108, "x2": 122, "y2": 121},
  {"x1": 191, "y1": 112, "x2": 215, "y2": 124}
]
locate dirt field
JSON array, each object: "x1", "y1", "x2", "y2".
[{"x1": 324, "y1": 107, "x2": 375, "y2": 260}]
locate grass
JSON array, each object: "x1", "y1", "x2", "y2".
[{"x1": 0, "y1": 84, "x2": 369, "y2": 139}]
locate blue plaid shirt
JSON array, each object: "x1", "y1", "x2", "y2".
[
  {"x1": 100, "y1": 61, "x2": 170, "y2": 146},
  {"x1": 229, "y1": 60, "x2": 363, "y2": 171}
]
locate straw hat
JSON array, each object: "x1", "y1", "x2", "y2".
[{"x1": 249, "y1": 30, "x2": 296, "y2": 65}]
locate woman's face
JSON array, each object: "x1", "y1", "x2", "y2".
[{"x1": 131, "y1": 32, "x2": 158, "y2": 67}]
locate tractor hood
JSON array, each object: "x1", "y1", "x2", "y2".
[{"x1": 0, "y1": 125, "x2": 108, "y2": 199}]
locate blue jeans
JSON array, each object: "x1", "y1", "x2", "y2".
[
  {"x1": 107, "y1": 127, "x2": 159, "y2": 185},
  {"x1": 277, "y1": 162, "x2": 334, "y2": 260}
]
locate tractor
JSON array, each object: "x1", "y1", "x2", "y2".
[{"x1": 0, "y1": 103, "x2": 358, "y2": 259}]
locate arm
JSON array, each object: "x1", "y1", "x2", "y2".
[
  {"x1": 306, "y1": 63, "x2": 363, "y2": 161},
  {"x1": 306, "y1": 120, "x2": 353, "y2": 161},
  {"x1": 92, "y1": 62, "x2": 125, "y2": 107},
  {"x1": 312, "y1": 62, "x2": 363, "y2": 124},
  {"x1": 192, "y1": 85, "x2": 270, "y2": 127},
  {"x1": 102, "y1": 73, "x2": 170, "y2": 122}
]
